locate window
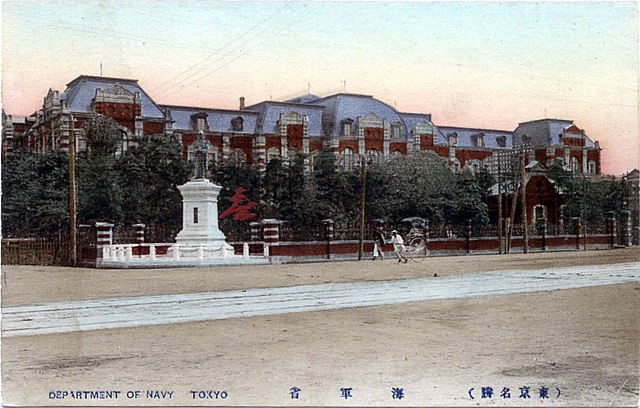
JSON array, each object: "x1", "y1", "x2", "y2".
[
  {"x1": 197, "y1": 118, "x2": 206, "y2": 131},
  {"x1": 118, "y1": 130, "x2": 136, "y2": 155},
  {"x1": 571, "y1": 156, "x2": 580, "y2": 173},
  {"x1": 341, "y1": 147, "x2": 354, "y2": 170},
  {"x1": 448, "y1": 133, "x2": 458, "y2": 146},
  {"x1": 230, "y1": 149, "x2": 246, "y2": 167},
  {"x1": 533, "y1": 205, "x2": 547, "y2": 223},
  {"x1": 522, "y1": 135, "x2": 531, "y2": 145},
  {"x1": 391, "y1": 123, "x2": 402, "y2": 139},
  {"x1": 193, "y1": 207, "x2": 199, "y2": 224},
  {"x1": 366, "y1": 148, "x2": 380, "y2": 163},
  {"x1": 496, "y1": 136, "x2": 506, "y2": 148},
  {"x1": 341, "y1": 119, "x2": 353, "y2": 136},
  {"x1": 266, "y1": 147, "x2": 280, "y2": 163},
  {"x1": 588, "y1": 160, "x2": 596, "y2": 175},
  {"x1": 231, "y1": 116, "x2": 244, "y2": 132},
  {"x1": 191, "y1": 113, "x2": 209, "y2": 131},
  {"x1": 472, "y1": 134, "x2": 484, "y2": 148}
]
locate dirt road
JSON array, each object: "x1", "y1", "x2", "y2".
[{"x1": 1, "y1": 249, "x2": 639, "y2": 406}]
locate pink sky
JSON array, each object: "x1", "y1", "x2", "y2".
[{"x1": 2, "y1": 1, "x2": 638, "y2": 175}]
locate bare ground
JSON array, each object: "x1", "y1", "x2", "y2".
[
  {"x1": 2, "y1": 248, "x2": 638, "y2": 307},
  {"x1": 1, "y1": 248, "x2": 639, "y2": 406}
]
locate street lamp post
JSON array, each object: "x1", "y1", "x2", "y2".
[
  {"x1": 68, "y1": 115, "x2": 77, "y2": 266},
  {"x1": 358, "y1": 155, "x2": 367, "y2": 261}
]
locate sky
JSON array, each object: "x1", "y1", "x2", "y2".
[{"x1": 2, "y1": 1, "x2": 638, "y2": 175}]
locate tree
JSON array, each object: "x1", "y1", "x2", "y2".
[
  {"x1": 312, "y1": 150, "x2": 360, "y2": 224},
  {"x1": 548, "y1": 162, "x2": 631, "y2": 223},
  {"x1": 77, "y1": 114, "x2": 124, "y2": 224},
  {"x1": 1, "y1": 149, "x2": 69, "y2": 237},
  {"x1": 116, "y1": 133, "x2": 192, "y2": 228},
  {"x1": 210, "y1": 162, "x2": 262, "y2": 237},
  {"x1": 445, "y1": 168, "x2": 489, "y2": 225},
  {"x1": 366, "y1": 153, "x2": 456, "y2": 224},
  {"x1": 82, "y1": 114, "x2": 123, "y2": 155}
]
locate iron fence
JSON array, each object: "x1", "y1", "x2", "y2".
[{"x1": 1, "y1": 238, "x2": 71, "y2": 266}]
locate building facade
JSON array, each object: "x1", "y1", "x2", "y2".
[{"x1": 3, "y1": 75, "x2": 603, "y2": 179}]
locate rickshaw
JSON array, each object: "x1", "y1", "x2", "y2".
[{"x1": 399, "y1": 217, "x2": 428, "y2": 262}]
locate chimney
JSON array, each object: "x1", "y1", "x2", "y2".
[{"x1": 239, "y1": 97, "x2": 245, "y2": 110}]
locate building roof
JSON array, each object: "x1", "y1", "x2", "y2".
[
  {"x1": 309, "y1": 93, "x2": 410, "y2": 138},
  {"x1": 284, "y1": 93, "x2": 321, "y2": 104},
  {"x1": 161, "y1": 105, "x2": 258, "y2": 133},
  {"x1": 435, "y1": 125, "x2": 513, "y2": 149},
  {"x1": 244, "y1": 101, "x2": 325, "y2": 136},
  {"x1": 513, "y1": 119, "x2": 596, "y2": 148},
  {"x1": 398, "y1": 112, "x2": 434, "y2": 137},
  {"x1": 63, "y1": 75, "x2": 165, "y2": 119}
]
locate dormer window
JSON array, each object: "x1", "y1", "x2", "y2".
[
  {"x1": 231, "y1": 116, "x2": 244, "y2": 132},
  {"x1": 472, "y1": 133, "x2": 485, "y2": 148},
  {"x1": 391, "y1": 123, "x2": 402, "y2": 139},
  {"x1": 191, "y1": 112, "x2": 209, "y2": 132},
  {"x1": 496, "y1": 136, "x2": 506, "y2": 148},
  {"x1": 448, "y1": 133, "x2": 458, "y2": 146},
  {"x1": 341, "y1": 119, "x2": 354, "y2": 136}
]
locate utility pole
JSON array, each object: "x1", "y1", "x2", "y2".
[
  {"x1": 497, "y1": 153, "x2": 503, "y2": 254},
  {"x1": 582, "y1": 173, "x2": 587, "y2": 250},
  {"x1": 358, "y1": 155, "x2": 366, "y2": 260},
  {"x1": 521, "y1": 148, "x2": 529, "y2": 253},
  {"x1": 68, "y1": 115, "x2": 77, "y2": 266},
  {"x1": 507, "y1": 151, "x2": 518, "y2": 253}
]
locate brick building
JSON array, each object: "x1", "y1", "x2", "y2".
[{"x1": 3, "y1": 74, "x2": 607, "y2": 225}]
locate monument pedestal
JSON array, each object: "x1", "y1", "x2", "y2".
[{"x1": 174, "y1": 178, "x2": 234, "y2": 255}]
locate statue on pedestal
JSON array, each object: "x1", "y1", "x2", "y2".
[{"x1": 193, "y1": 130, "x2": 208, "y2": 180}]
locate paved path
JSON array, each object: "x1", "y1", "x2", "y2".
[{"x1": 3, "y1": 262, "x2": 639, "y2": 337}]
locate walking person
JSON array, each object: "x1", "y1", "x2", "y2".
[
  {"x1": 390, "y1": 230, "x2": 408, "y2": 263},
  {"x1": 372, "y1": 227, "x2": 386, "y2": 260}
]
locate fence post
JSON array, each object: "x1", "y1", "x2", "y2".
[
  {"x1": 466, "y1": 220, "x2": 472, "y2": 254},
  {"x1": 133, "y1": 223, "x2": 145, "y2": 258},
  {"x1": 622, "y1": 210, "x2": 632, "y2": 247},
  {"x1": 607, "y1": 213, "x2": 616, "y2": 249},
  {"x1": 540, "y1": 218, "x2": 547, "y2": 251},
  {"x1": 95, "y1": 222, "x2": 114, "y2": 257},
  {"x1": 572, "y1": 217, "x2": 580, "y2": 250},
  {"x1": 323, "y1": 219, "x2": 334, "y2": 259},
  {"x1": 262, "y1": 219, "x2": 282, "y2": 244},
  {"x1": 250, "y1": 222, "x2": 262, "y2": 242},
  {"x1": 262, "y1": 219, "x2": 281, "y2": 261}
]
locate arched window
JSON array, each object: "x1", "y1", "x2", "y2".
[
  {"x1": 118, "y1": 129, "x2": 136, "y2": 156},
  {"x1": 341, "y1": 147, "x2": 354, "y2": 170},
  {"x1": 366, "y1": 148, "x2": 380, "y2": 163},
  {"x1": 231, "y1": 116, "x2": 244, "y2": 132},
  {"x1": 533, "y1": 205, "x2": 547, "y2": 224},
  {"x1": 230, "y1": 149, "x2": 246, "y2": 167},
  {"x1": 571, "y1": 156, "x2": 580, "y2": 173},
  {"x1": 450, "y1": 158, "x2": 461, "y2": 172},
  {"x1": 266, "y1": 147, "x2": 280, "y2": 163}
]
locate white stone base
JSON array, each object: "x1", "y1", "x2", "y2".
[{"x1": 174, "y1": 178, "x2": 233, "y2": 253}]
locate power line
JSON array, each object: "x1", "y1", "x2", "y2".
[
  {"x1": 154, "y1": 9, "x2": 312, "y2": 101},
  {"x1": 148, "y1": 4, "x2": 292, "y2": 95}
]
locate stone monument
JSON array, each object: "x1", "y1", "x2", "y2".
[{"x1": 173, "y1": 131, "x2": 234, "y2": 255}]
